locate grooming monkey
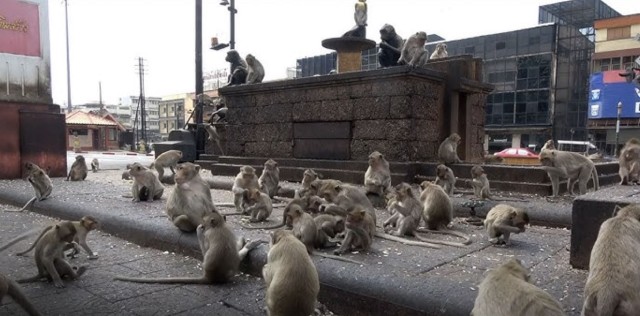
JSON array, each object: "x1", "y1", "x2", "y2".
[
  {"x1": 618, "y1": 138, "x2": 640, "y2": 185},
  {"x1": 129, "y1": 162, "x2": 164, "y2": 202},
  {"x1": 16, "y1": 216, "x2": 99, "y2": 259},
  {"x1": 318, "y1": 180, "x2": 377, "y2": 224},
  {"x1": 238, "y1": 195, "x2": 323, "y2": 230},
  {"x1": 314, "y1": 214, "x2": 345, "y2": 248},
  {"x1": 232, "y1": 165, "x2": 260, "y2": 214},
  {"x1": 245, "y1": 53, "x2": 265, "y2": 84},
  {"x1": 471, "y1": 258, "x2": 566, "y2": 316},
  {"x1": 334, "y1": 205, "x2": 375, "y2": 255},
  {"x1": 17, "y1": 162, "x2": 52, "y2": 212},
  {"x1": 204, "y1": 124, "x2": 225, "y2": 155},
  {"x1": 166, "y1": 162, "x2": 216, "y2": 232},
  {"x1": 16, "y1": 221, "x2": 87, "y2": 288},
  {"x1": 0, "y1": 273, "x2": 43, "y2": 316},
  {"x1": 429, "y1": 43, "x2": 448, "y2": 59},
  {"x1": 258, "y1": 159, "x2": 280, "y2": 199},
  {"x1": 434, "y1": 164, "x2": 456, "y2": 196},
  {"x1": 115, "y1": 212, "x2": 262, "y2": 284},
  {"x1": 66, "y1": 155, "x2": 88, "y2": 181},
  {"x1": 415, "y1": 181, "x2": 472, "y2": 247},
  {"x1": 263, "y1": 230, "x2": 319, "y2": 316},
  {"x1": 539, "y1": 150, "x2": 599, "y2": 196},
  {"x1": 397, "y1": 31, "x2": 429, "y2": 67},
  {"x1": 295, "y1": 169, "x2": 327, "y2": 198},
  {"x1": 150, "y1": 150, "x2": 183, "y2": 179},
  {"x1": 382, "y1": 183, "x2": 439, "y2": 248},
  {"x1": 242, "y1": 188, "x2": 272, "y2": 222},
  {"x1": 438, "y1": 133, "x2": 462, "y2": 164},
  {"x1": 581, "y1": 204, "x2": 640, "y2": 316},
  {"x1": 483, "y1": 204, "x2": 529, "y2": 245},
  {"x1": 364, "y1": 151, "x2": 391, "y2": 197},
  {"x1": 90, "y1": 158, "x2": 99, "y2": 172}
]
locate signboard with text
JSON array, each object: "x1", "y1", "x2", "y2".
[
  {"x1": 0, "y1": 0, "x2": 40, "y2": 57},
  {"x1": 588, "y1": 70, "x2": 640, "y2": 119}
]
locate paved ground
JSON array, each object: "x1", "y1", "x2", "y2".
[{"x1": 0, "y1": 167, "x2": 593, "y2": 315}]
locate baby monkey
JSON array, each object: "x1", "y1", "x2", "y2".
[
  {"x1": 16, "y1": 216, "x2": 100, "y2": 259},
  {"x1": 242, "y1": 187, "x2": 272, "y2": 222}
]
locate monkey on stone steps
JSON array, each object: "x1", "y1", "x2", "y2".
[
  {"x1": 483, "y1": 204, "x2": 529, "y2": 246},
  {"x1": 166, "y1": 163, "x2": 216, "y2": 232}
]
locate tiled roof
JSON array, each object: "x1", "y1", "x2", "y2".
[{"x1": 66, "y1": 110, "x2": 119, "y2": 126}]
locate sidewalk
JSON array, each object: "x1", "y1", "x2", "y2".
[{"x1": 0, "y1": 170, "x2": 587, "y2": 315}]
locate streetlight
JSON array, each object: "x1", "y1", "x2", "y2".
[
  {"x1": 615, "y1": 101, "x2": 622, "y2": 157},
  {"x1": 210, "y1": 0, "x2": 236, "y2": 51}
]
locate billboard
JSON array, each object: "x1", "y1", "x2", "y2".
[
  {"x1": 588, "y1": 70, "x2": 640, "y2": 119},
  {"x1": 0, "y1": 0, "x2": 41, "y2": 57}
]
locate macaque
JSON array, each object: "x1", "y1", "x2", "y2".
[
  {"x1": 263, "y1": 230, "x2": 319, "y2": 316},
  {"x1": 364, "y1": 151, "x2": 391, "y2": 197},
  {"x1": 16, "y1": 216, "x2": 99, "y2": 260},
  {"x1": 314, "y1": 214, "x2": 345, "y2": 248},
  {"x1": 434, "y1": 164, "x2": 456, "y2": 196},
  {"x1": 128, "y1": 162, "x2": 164, "y2": 202},
  {"x1": 471, "y1": 259, "x2": 566, "y2": 316},
  {"x1": 581, "y1": 204, "x2": 640, "y2": 316},
  {"x1": 541, "y1": 139, "x2": 555, "y2": 151},
  {"x1": 429, "y1": 43, "x2": 448, "y2": 59},
  {"x1": 67, "y1": 155, "x2": 88, "y2": 181},
  {"x1": 242, "y1": 188, "x2": 272, "y2": 222},
  {"x1": 416, "y1": 182, "x2": 472, "y2": 247},
  {"x1": 0, "y1": 273, "x2": 42, "y2": 316},
  {"x1": 287, "y1": 204, "x2": 318, "y2": 254},
  {"x1": 16, "y1": 221, "x2": 87, "y2": 288},
  {"x1": 437, "y1": 133, "x2": 462, "y2": 164},
  {"x1": 239, "y1": 195, "x2": 323, "y2": 230},
  {"x1": 618, "y1": 138, "x2": 640, "y2": 185},
  {"x1": 378, "y1": 24, "x2": 404, "y2": 68},
  {"x1": 539, "y1": 150, "x2": 599, "y2": 196},
  {"x1": 258, "y1": 159, "x2": 280, "y2": 199},
  {"x1": 245, "y1": 54, "x2": 265, "y2": 84},
  {"x1": 334, "y1": 205, "x2": 375, "y2": 255},
  {"x1": 204, "y1": 124, "x2": 225, "y2": 155},
  {"x1": 483, "y1": 151, "x2": 504, "y2": 164},
  {"x1": 18, "y1": 162, "x2": 52, "y2": 212},
  {"x1": 483, "y1": 204, "x2": 529, "y2": 245},
  {"x1": 294, "y1": 169, "x2": 322, "y2": 198},
  {"x1": 232, "y1": 165, "x2": 259, "y2": 214},
  {"x1": 166, "y1": 163, "x2": 216, "y2": 232},
  {"x1": 398, "y1": 31, "x2": 429, "y2": 67},
  {"x1": 226, "y1": 50, "x2": 248, "y2": 85},
  {"x1": 317, "y1": 180, "x2": 376, "y2": 224},
  {"x1": 469, "y1": 165, "x2": 491, "y2": 200},
  {"x1": 115, "y1": 212, "x2": 261, "y2": 284},
  {"x1": 91, "y1": 158, "x2": 99, "y2": 173},
  {"x1": 150, "y1": 150, "x2": 183, "y2": 179},
  {"x1": 382, "y1": 183, "x2": 422, "y2": 237}
]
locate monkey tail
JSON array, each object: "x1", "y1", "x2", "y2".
[
  {"x1": 7, "y1": 279, "x2": 43, "y2": 316},
  {"x1": 0, "y1": 227, "x2": 44, "y2": 253},
  {"x1": 374, "y1": 232, "x2": 441, "y2": 249},
  {"x1": 592, "y1": 167, "x2": 600, "y2": 191},
  {"x1": 15, "y1": 197, "x2": 38, "y2": 212},
  {"x1": 414, "y1": 228, "x2": 472, "y2": 247},
  {"x1": 215, "y1": 203, "x2": 237, "y2": 208},
  {"x1": 113, "y1": 276, "x2": 210, "y2": 285},
  {"x1": 15, "y1": 227, "x2": 52, "y2": 256},
  {"x1": 314, "y1": 253, "x2": 365, "y2": 265},
  {"x1": 238, "y1": 222, "x2": 285, "y2": 230}
]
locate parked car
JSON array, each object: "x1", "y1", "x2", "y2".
[{"x1": 495, "y1": 148, "x2": 539, "y2": 159}]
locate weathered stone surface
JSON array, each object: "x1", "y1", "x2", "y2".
[
  {"x1": 225, "y1": 141, "x2": 244, "y2": 156},
  {"x1": 352, "y1": 120, "x2": 414, "y2": 141},
  {"x1": 353, "y1": 97, "x2": 390, "y2": 120},
  {"x1": 254, "y1": 123, "x2": 292, "y2": 142},
  {"x1": 350, "y1": 83, "x2": 373, "y2": 98},
  {"x1": 410, "y1": 141, "x2": 438, "y2": 161},
  {"x1": 307, "y1": 87, "x2": 339, "y2": 101},
  {"x1": 389, "y1": 95, "x2": 411, "y2": 119},
  {"x1": 351, "y1": 140, "x2": 410, "y2": 161},
  {"x1": 244, "y1": 142, "x2": 271, "y2": 156},
  {"x1": 411, "y1": 95, "x2": 440, "y2": 121},
  {"x1": 415, "y1": 119, "x2": 440, "y2": 142},
  {"x1": 322, "y1": 99, "x2": 354, "y2": 121},
  {"x1": 271, "y1": 141, "x2": 293, "y2": 157}
]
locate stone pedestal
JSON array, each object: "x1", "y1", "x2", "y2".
[{"x1": 321, "y1": 37, "x2": 376, "y2": 73}]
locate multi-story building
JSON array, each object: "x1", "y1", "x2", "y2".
[
  {"x1": 158, "y1": 93, "x2": 187, "y2": 140},
  {"x1": 587, "y1": 13, "x2": 640, "y2": 154},
  {"x1": 119, "y1": 96, "x2": 162, "y2": 142},
  {"x1": 104, "y1": 104, "x2": 133, "y2": 129}
]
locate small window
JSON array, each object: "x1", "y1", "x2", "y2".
[
  {"x1": 607, "y1": 26, "x2": 630, "y2": 40},
  {"x1": 496, "y1": 42, "x2": 506, "y2": 50},
  {"x1": 108, "y1": 129, "x2": 117, "y2": 141}
]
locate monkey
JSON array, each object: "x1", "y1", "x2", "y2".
[
  {"x1": 429, "y1": 43, "x2": 448, "y2": 60},
  {"x1": 258, "y1": 159, "x2": 280, "y2": 199},
  {"x1": 314, "y1": 214, "x2": 345, "y2": 248},
  {"x1": 90, "y1": 158, "x2": 99, "y2": 173},
  {"x1": 294, "y1": 169, "x2": 325, "y2": 198},
  {"x1": 166, "y1": 162, "x2": 216, "y2": 232},
  {"x1": 231, "y1": 165, "x2": 260, "y2": 214},
  {"x1": 245, "y1": 53, "x2": 265, "y2": 84},
  {"x1": 483, "y1": 151, "x2": 504, "y2": 164},
  {"x1": 378, "y1": 24, "x2": 404, "y2": 68},
  {"x1": 204, "y1": 124, "x2": 225, "y2": 155},
  {"x1": 541, "y1": 139, "x2": 555, "y2": 151},
  {"x1": 15, "y1": 216, "x2": 99, "y2": 260},
  {"x1": 434, "y1": 164, "x2": 456, "y2": 196},
  {"x1": 539, "y1": 149, "x2": 599, "y2": 196},
  {"x1": 437, "y1": 133, "x2": 462, "y2": 164},
  {"x1": 587, "y1": 152, "x2": 603, "y2": 161},
  {"x1": 317, "y1": 180, "x2": 377, "y2": 224},
  {"x1": 618, "y1": 138, "x2": 640, "y2": 185},
  {"x1": 468, "y1": 165, "x2": 491, "y2": 200},
  {"x1": 334, "y1": 205, "x2": 375, "y2": 255},
  {"x1": 483, "y1": 204, "x2": 529, "y2": 245},
  {"x1": 409, "y1": 181, "x2": 472, "y2": 247},
  {"x1": 288, "y1": 204, "x2": 318, "y2": 254},
  {"x1": 66, "y1": 155, "x2": 88, "y2": 181},
  {"x1": 263, "y1": 230, "x2": 319, "y2": 316},
  {"x1": 382, "y1": 183, "x2": 423, "y2": 237},
  {"x1": 581, "y1": 204, "x2": 640, "y2": 316},
  {"x1": 0, "y1": 273, "x2": 43, "y2": 316},
  {"x1": 471, "y1": 258, "x2": 566, "y2": 316},
  {"x1": 17, "y1": 162, "x2": 52, "y2": 212},
  {"x1": 128, "y1": 162, "x2": 164, "y2": 202},
  {"x1": 397, "y1": 31, "x2": 429, "y2": 67},
  {"x1": 364, "y1": 151, "x2": 391, "y2": 198},
  {"x1": 238, "y1": 195, "x2": 324, "y2": 230},
  {"x1": 115, "y1": 212, "x2": 262, "y2": 284},
  {"x1": 122, "y1": 170, "x2": 131, "y2": 180},
  {"x1": 242, "y1": 188, "x2": 272, "y2": 222},
  {"x1": 150, "y1": 149, "x2": 182, "y2": 179},
  {"x1": 16, "y1": 221, "x2": 87, "y2": 288},
  {"x1": 225, "y1": 50, "x2": 248, "y2": 86}
]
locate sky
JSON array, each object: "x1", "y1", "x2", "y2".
[{"x1": 46, "y1": 0, "x2": 639, "y2": 106}]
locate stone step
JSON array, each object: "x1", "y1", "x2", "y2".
[{"x1": 215, "y1": 156, "x2": 413, "y2": 174}]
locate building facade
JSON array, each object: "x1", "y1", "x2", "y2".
[
  {"x1": 66, "y1": 110, "x2": 125, "y2": 151},
  {"x1": 158, "y1": 93, "x2": 187, "y2": 140},
  {"x1": 119, "y1": 96, "x2": 161, "y2": 142},
  {"x1": 588, "y1": 13, "x2": 640, "y2": 154}
]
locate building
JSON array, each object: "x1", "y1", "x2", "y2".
[
  {"x1": 66, "y1": 110, "x2": 125, "y2": 151},
  {"x1": 119, "y1": 96, "x2": 162, "y2": 142},
  {"x1": 158, "y1": 93, "x2": 187, "y2": 140},
  {"x1": 103, "y1": 104, "x2": 133, "y2": 129},
  {"x1": 587, "y1": 13, "x2": 640, "y2": 154}
]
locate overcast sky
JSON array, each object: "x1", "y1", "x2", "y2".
[{"x1": 46, "y1": 0, "x2": 639, "y2": 106}]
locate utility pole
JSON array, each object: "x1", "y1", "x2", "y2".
[
  {"x1": 195, "y1": 0, "x2": 204, "y2": 158},
  {"x1": 64, "y1": 0, "x2": 72, "y2": 113},
  {"x1": 98, "y1": 81, "x2": 103, "y2": 109},
  {"x1": 229, "y1": 0, "x2": 236, "y2": 50},
  {"x1": 136, "y1": 57, "x2": 147, "y2": 143}
]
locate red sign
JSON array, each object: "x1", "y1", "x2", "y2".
[{"x1": 0, "y1": 0, "x2": 41, "y2": 57}]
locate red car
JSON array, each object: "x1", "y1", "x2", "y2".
[{"x1": 494, "y1": 148, "x2": 539, "y2": 159}]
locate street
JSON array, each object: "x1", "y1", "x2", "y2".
[{"x1": 66, "y1": 152, "x2": 154, "y2": 171}]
